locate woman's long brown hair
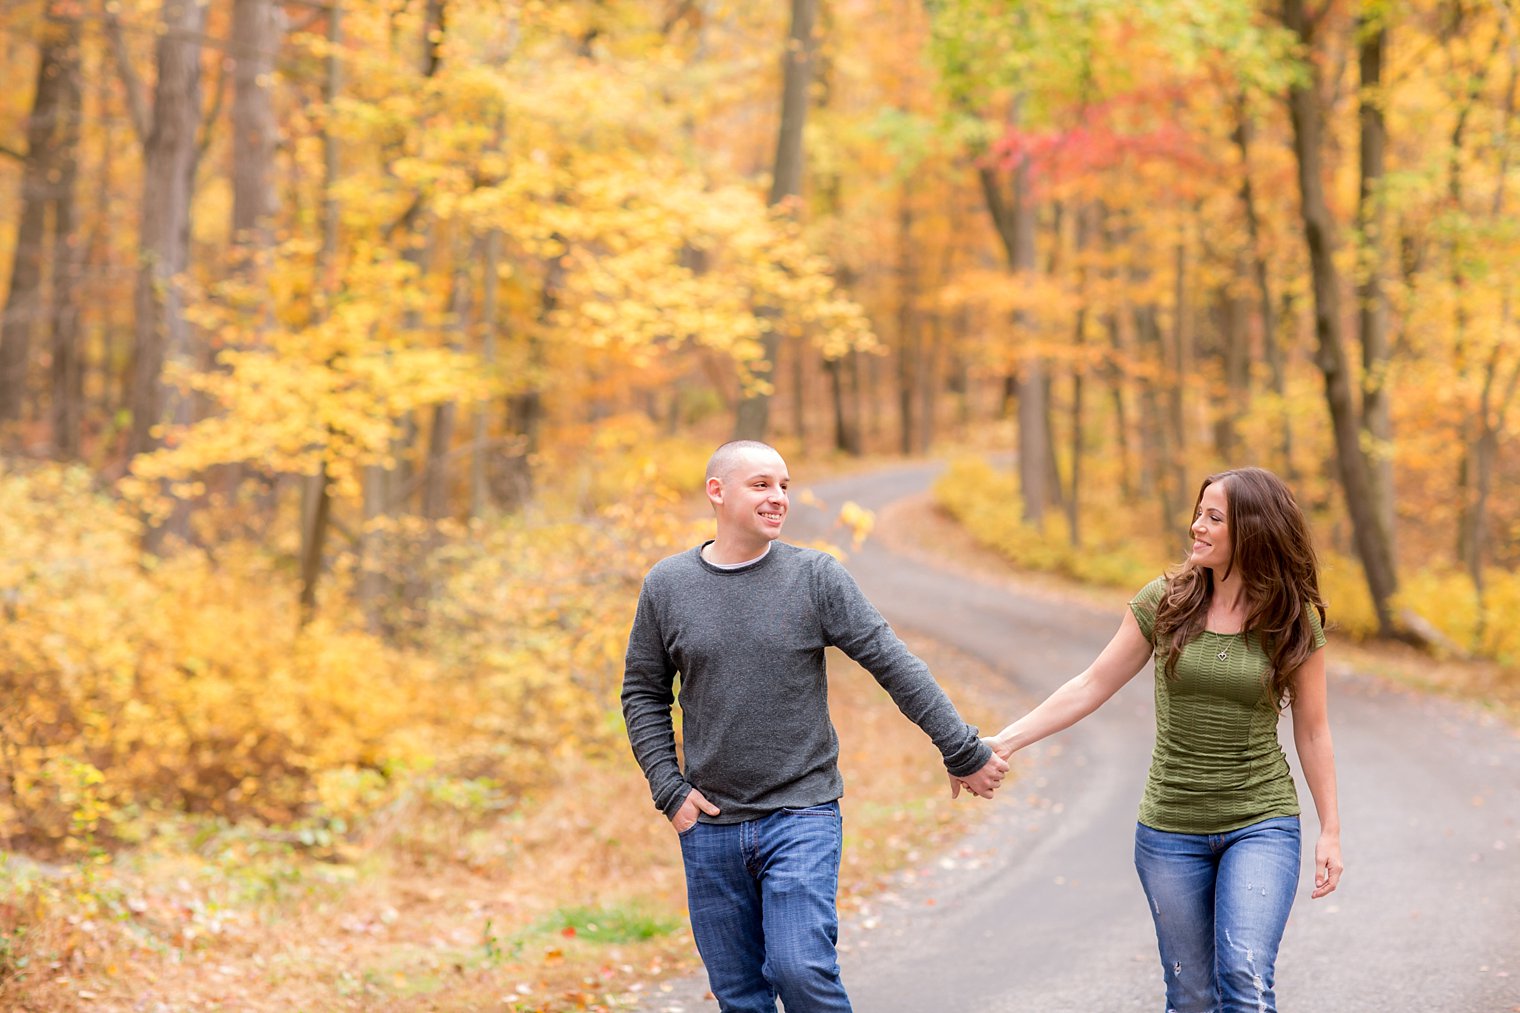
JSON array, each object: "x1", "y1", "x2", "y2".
[{"x1": 1152, "y1": 467, "x2": 1328, "y2": 707}]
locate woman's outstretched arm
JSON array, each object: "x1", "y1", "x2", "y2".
[{"x1": 988, "y1": 609, "x2": 1154, "y2": 759}]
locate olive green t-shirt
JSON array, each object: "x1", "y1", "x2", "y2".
[{"x1": 1128, "y1": 577, "x2": 1327, "y2": 835}]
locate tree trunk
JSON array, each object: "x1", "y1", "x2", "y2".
[
  {"x1": 230, "y1": 0, "x2": 281, "y2": 326},
  {"x1": 735, "y1": 0, "x2": 817, "y2": 441},
  {"x1": 1212, "y1": 271, "x2": 1251, "y2": 462},
  {"x1": 1095, "y1": 209, "x2": 1134, "y2": 500},
  {"x1": 128, "y1": 0, "x2": 207, "y2": 460},
  {"x1": 825, "y1": 355, "x2": 860, "y2": 455},
  {"x1": 921, "y1": 302, "x2": 942, "y2": 454},
  {"x1": 1168, "y1": 231, "x2": 1189, "y2": 497},
  {"x1": 977, "y1": 148, "x2": 1047, "y2": 524},
  {"x1": 895, "y1": 189, "x2": 918, "y2": 455},
  {"x1": 501, "y1": 245, "x2": 560, "y2": 510},
  {"x1": 1469, "y1": 349, "x2": 1519, "y2": 597},
  {"x1": 422, "y1": 256, "x2": 468, "y2": 523},
  {"x1": 1135, "y1": 304, "x2": 1175, "y2": 529},
  {"x1": 299, "y1": 1, "x2": 343, "y2": 623},
  {"x1": 470, "y1": 230, "x2": 501, "y2": 518},
  {"x1": 47, "y1": 11, "x2": 83, "y2": 457},
  {"x1": 1357, "y1": 16, "x2": 1395, "y2": 555},
  {"x1": 130, "y1": 0, "x2": 207, "y2": 553},
  {"x1": 1283, "y1": 0, "x2": 1400, "y2": 635},
  {"x1": 1232, "y1": 93, "x2": 1292, "y2": 475},
  {"x1": 1104, "y1": 312, "x2": 1133, "y2": 500},
  {"x1": 0, "y1": 6, "x2": 81, "y2": 430},
  {"x1": 1448, "y1": 15, "x2": 1506, "y2": 572},
  {"x1": 49, "y1": 150, "x2": 83, "y2": 459},
  {"x1": 790, "y1": 338, "x2": 807, "y2": 444},
  {"x1": 1463, "y1": 27, "x2": 1519, "y2": 608},
  {"x1": 1066, "y1": 205, "x2": 1092, "y2": 546},
  {"x1": 319, "y1": 3, "x2": 343, "y2": 295},
  {"x1": 298, "y1": 461, "x2": 331, "y2": 623},
  {"x1": 357, "y1": 465, "x2": 386, "y2": 633}
]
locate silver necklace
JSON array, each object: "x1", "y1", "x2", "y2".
[{"x1": 1217, "y1": 645, "x2": 1229, "y2": 661}]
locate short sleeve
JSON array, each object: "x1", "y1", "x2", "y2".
[
  {"x1": 1128, "y1": 576, "x2": 1168, "y2": 646},
  {"x1": 1307, "y1": 601, "x2": 1327, "y2": 650}
]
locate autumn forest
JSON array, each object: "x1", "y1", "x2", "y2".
[{"x1": 1, "y1": 0, "x2": 1518, "y2": 1007}]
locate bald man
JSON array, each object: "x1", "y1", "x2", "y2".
[{"x1": 622, "y1": 440, "x2": 1007, "y2": 1012}]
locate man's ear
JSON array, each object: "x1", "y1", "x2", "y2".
[{"x1": 705, "y1": 476, "x2": 723, "y2": 508}]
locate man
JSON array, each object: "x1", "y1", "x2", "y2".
[{"x1": 621, "y1": 440, "x2": 1008, "y2": 1012}]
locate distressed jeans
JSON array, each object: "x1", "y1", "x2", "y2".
[
  {"x1": 678, "y1": 800, "x2": 851, "y2": 1013},
  {"x1": 1134, "y1": 816, "x2": 1301, "y2": 1013}
]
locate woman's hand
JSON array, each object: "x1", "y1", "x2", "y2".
[{"x1": 1311, "y1": 831, "x2": 1343, "y2": 898}]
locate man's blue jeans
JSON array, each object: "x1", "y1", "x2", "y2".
[
  {"x1": 1134, "y1": 816, "x2": 1302, "y2": 1013},
  {"x1": 678, "y1": 800, "x2": 851, "y2": 1012}
]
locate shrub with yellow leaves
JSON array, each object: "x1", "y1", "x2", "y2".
[
  {"x1": 0, "y1": 419, "x2": 708, "y2": 856},
  {"x1": 932, "y1": 457, "x2": 1160, "y2": 591},
  {"x1": 0, "y1": 462, "x2": 433, "y2": 845}
]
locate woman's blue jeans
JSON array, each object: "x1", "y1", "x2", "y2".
[
  {"x1": 678, "y1": 800, "x2": 851, "y2": 1012},
  {"x1": 1134, "y1": 816, "x2": 1301, "y2": 1013}
]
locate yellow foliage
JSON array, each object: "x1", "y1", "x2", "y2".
[
  {"x1": 932, "y1": 457, "x2": 1164, "y2": 591},
  {"x1": 837, "y1": 500, "x2": 875, "y2": 549},
  {"x1": 936, "y1": 458, "x2": 1520, "y2": 670},
  {"x1": 1, "y1": 424, "x2": 709, "y2": 853},
  {"x1": 1392, "y1": 568, "x2": 1520, "y2": 666},
  {"x1": 128, "y1": 245, "x2": 493, "y2": 509},
  {"x1": 1317, "y1": 552, "x2": 1377, "y2": 641},
  {"x1": 0, "y1": 462, "x2": 434, "y2": 841}
]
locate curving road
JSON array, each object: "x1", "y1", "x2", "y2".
[{"x1": 638, "y1": 461, "x2": 1520, "y2": 1013}]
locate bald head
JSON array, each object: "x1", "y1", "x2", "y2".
[{"x1": 705, "y1": 440, "x2": 782, "y2": 483}]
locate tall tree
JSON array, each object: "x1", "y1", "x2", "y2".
[
  {"x1": 229, "y1": 0, "x2": 282, "y2": 327},
  {"x1": 0, "y1": 4, "x2": 82, "y2": 440},
  {"x1": 978, "y1": 137, "x2": 1049, "y2": 524},
  {"x1": 299, "y1": 0, "x2": 343, "y2": 622},
  {"x1": 127, "y1": 0, "x2": 208, "y2": 466},
  {"x1": 1231, "y1": 93, "x2": 1293, "y2": 476},
  {"x1": 1357, "y1": 9, "x2": 1395, "y2": 556},
  {"x1": 1458, "y1": 5, "x2": 1520, "y2": 618},
  {"x1": 1282, "y1": 0, "x2": 1400, "y2": 635},
  {"x1": 735, "y1": 0, "x2": 817, "y2": 440}
]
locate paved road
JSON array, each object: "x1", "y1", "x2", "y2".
[{"x1": 637, "y1": 461, "x2": 1520, "y2": 1013}]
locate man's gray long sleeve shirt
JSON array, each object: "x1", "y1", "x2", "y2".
[{"x1": 621, "y1": 540, "x2": 993, "y2": 823}]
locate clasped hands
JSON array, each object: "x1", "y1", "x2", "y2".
[{"x1": 948, "y1": 735, "x2": 1015, "y2": 800}]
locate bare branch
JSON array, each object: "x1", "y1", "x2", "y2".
[{"x1": 0, "y1": 144, "x2": 25, "y2": 161}]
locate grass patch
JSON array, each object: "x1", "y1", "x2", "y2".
[{"x1": 535, "y1": 904, "x2": 681, "y2": 944}]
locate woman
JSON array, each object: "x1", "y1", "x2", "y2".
[{"x1": 986, "y1": 467, "x2": 1342, "y2": 1013}]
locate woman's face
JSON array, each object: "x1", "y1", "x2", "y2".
[{"x1": 1189, "y1": 481, "x2": 1232, "y2": 573}]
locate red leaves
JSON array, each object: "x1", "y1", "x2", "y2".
[{"x1": 985, "y1": 92, "x2": 1216, "y2": 194}]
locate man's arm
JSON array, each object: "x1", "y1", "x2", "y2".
[
  {"x1": 813, "y1": 554, "x2": 995, "y2": 780},
  {"x1": 621, "y1": 581, "x2": 693, "y2": 819}
]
